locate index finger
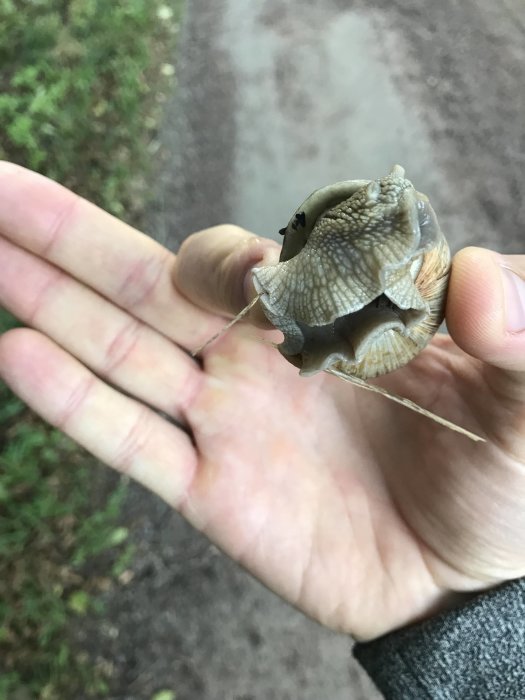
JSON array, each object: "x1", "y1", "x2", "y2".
[{"x1": 0, "y1": 161, "x2": 223, "y2": 348}]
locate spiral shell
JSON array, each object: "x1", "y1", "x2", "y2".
[{"x1": 252, "y1": 165, "x2": 451, "y2": 379}]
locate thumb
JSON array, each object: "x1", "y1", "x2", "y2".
[
  {"x1": 447, "y1": 246, "x2": 525, "y2": 395},
  {"x1": 172, "y1": 225, "x2": 281, "y2": 327}
]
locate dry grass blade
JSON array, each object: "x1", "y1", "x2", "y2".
[
  {"x1": 192, "y1": 295, "x2": 261, "y2": 357},
  {"x1": 326, "y1": 368, "x2": 486, "y2": 443}
]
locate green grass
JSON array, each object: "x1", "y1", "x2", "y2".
[
  {"x1": 0, "y1": 391, "x2": 129, "y2": 697},
  {"x1": 0, "y1": 0, "x2": 179, "y2": 221},
  {"x1": 0, "y1": 307, "x2": 131, "y2": 697},
  {"x1": 0, "y1": 1, "x2": 181, "y2": 696}
]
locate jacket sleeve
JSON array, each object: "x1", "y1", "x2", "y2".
[{"x1": 353, "y1": 578, "x2": 525, "y2": 700}]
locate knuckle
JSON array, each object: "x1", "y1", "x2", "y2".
[
  {"x1": 102, "y1": 318, "x2": 142, "y2": 375},
  {"x1": 113, "y1": 405, "x2": 152, "y2": 474}
]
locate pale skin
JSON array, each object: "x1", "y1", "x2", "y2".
[{"x1": 0, "y1": 162, "x2": 524, "y2": 642}]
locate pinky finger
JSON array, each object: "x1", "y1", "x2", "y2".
[{"x1": 0, "y1": 328, "x2": 197, "y2": 506}]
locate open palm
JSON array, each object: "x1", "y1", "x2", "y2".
[{"x1": 1, "y1": 163, "x2": 524, "y2": 641}]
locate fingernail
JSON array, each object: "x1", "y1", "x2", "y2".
[
  {"x1": 242, "y1": 242, "x2": 280, "y2": 302},
  {"x1": 242, "y1": 243, "x2": 280, "y2": 328},
  {"x1": 501, "y1": 264, "x2": 525, "y2": 332}
]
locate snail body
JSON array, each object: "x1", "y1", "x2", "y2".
[{"x1": 252, "y1": 165, "x2": 451, "y2": 379}]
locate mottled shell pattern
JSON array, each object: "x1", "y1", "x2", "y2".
[{"x1": 252, "y1": 165, "x2": 451, "y2": 379}]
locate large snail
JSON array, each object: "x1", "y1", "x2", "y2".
[
  {"x1": 195, "y1": 165, "x2": 483, "y2": 442},
  {"x1": 251, "y1": 164, "x2": 451, "y2": 379}
]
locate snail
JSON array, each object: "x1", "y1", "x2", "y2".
[
  {"x1": 194, "y1": 165, "x2": 484, "y2": 442},
  {"x1": 251, "y1": 164, "x2": 451, "y2": 379}
]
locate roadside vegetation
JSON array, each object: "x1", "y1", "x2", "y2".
[{"x1": 0, "y1": 1, "x2": 181, "y2": 696}]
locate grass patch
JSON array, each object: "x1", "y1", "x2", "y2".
[
  {"x1": 0, "y1": 0, "x2": 180, "y2": 221},
  {"x1": 0, "y1": 0, "x2": 182, "y2": 696},
  {"x1": 0, "y1": 393, "x2": 129, "y2": 697}
]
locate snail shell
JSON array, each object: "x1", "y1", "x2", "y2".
[{"x1": 251, "y1": 165, "x2": 451, "y2": 379}]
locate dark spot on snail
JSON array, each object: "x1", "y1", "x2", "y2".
[{"x1": 291, "y1": 211, "x2": 306, "y2": 231}]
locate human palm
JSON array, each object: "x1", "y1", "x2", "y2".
[
  {"x1": 0, "y1": 162, "x2": 524, "y2": 641},
  {"x1": 185, "y1": 324, "x2": 524, "y2": 640}
]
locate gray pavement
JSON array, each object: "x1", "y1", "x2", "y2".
[{"x1": 110, "y1": 1, "x2": 524, "y2": 698}]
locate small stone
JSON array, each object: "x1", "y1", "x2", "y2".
[
  {"x1": 161, "y1": 63, "x2": 176, "y2": 77},
  {"x1": 157, "y1": 6, "x2": 174, "y2": 21}
]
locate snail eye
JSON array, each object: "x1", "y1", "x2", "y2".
[{"x1": 278, "y1": 227, "x2": 287, "y2": 236}]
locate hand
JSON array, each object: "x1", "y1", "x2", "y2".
[{"x1": 0, "y1": 162, "x2": 524, "y2": 641}]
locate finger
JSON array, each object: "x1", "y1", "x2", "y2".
[
  {"x1": 447, "y1": 246, "x2": 525, "y2": 400},
  {"x1": 0, "y1": 328, "x2": 197, "y2": 505},
  {"x1": 173, "y1": 225, "x2": 281, "y2": 327},
  {"x1": 0, "y1": 161, "x2": 222, "y2": 348},
  {"x1": 0, "y1": 236, "x2": 201, "y2": 421}
]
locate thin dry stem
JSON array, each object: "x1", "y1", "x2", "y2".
[
  {"x1": 327, "y1": 369, "x2": 486, "y2": 443},
  {"x1": 192, "y1": 295, "x2": 261, "y2": 357}
]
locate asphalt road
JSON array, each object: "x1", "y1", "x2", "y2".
[
  {"x1": 106, "y1": 2, "x2": 524, "y2": 698},
  {"x1": 154, "y1": 0, "x2": 524, "y2": 256}
]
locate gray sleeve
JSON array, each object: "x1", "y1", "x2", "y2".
[{"x1": 353, "y1": 578, "x2": 525, "y2": 700}]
